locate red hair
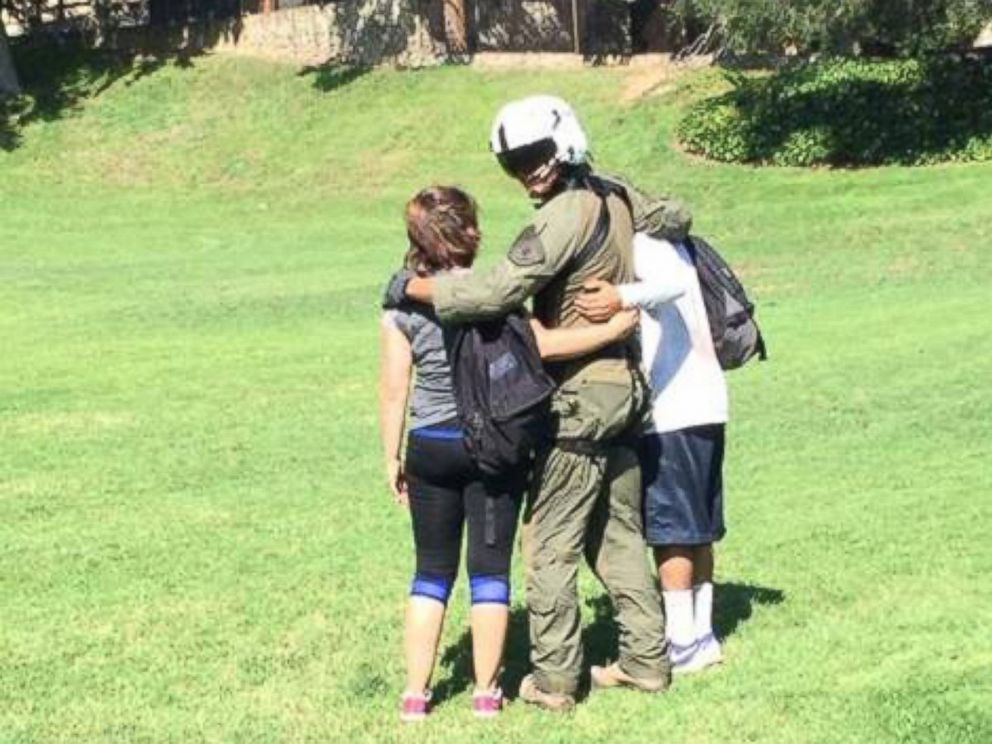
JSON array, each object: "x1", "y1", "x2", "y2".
[{"x1": 404, "y1": 186, "x2": 480, "y2": 276}]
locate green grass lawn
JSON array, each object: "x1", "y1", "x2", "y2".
[{"x1": 1, "y1": 54, "x2": 990, "y2": 742}]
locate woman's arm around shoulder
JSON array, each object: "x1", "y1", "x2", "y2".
[{"x1": 530, "y1": 310, "x2": 640, "y2": 363}]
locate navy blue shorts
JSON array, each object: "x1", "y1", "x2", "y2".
[{"x1": 640, "y1": 424, "x2": 726, "y2": 546}]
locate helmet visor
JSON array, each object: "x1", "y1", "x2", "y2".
[{"x1": 495, "y1": 138, "x2": 557, "y2": 180}]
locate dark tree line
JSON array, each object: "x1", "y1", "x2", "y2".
[
  {"x1": 3, "y1": 0, "x2": 992, "y2": 100},
  {"x1": 667, "y1": 0, "x2": 992, "y2": 58}
]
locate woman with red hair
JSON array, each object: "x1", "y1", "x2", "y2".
[{"x1": 379, "y1": 185, "x2": 639, "y2": 722}]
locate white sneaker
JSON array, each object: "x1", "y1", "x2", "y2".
[
  {"x1": 670, "y1": 640, "x2": 707, "y2": 675},
  {"x1": 694, "y1": 633, "x2": 723, "y2": 669},
  {"x1": 670, "y1": 634, "x2": 723, "y2": 675}
]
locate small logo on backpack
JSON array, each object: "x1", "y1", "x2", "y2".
[{"x1": 489, "y1": 352, "x2": 519, "y2": 381}]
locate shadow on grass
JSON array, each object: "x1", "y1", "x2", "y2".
[
  {"x1": 584, "y1": 581, "x2": 784, "y2": 670},
  {"x1": 711, "y1": 581, "x2": 785, "y2": 638},
  {"x1": 1, "y1": 35, "x2": 209, "y2": 152},
  {"x1": 297, "y1": 63, "x2": 370, "y2": 93},
  {"x1": 432, "y1": 580, "x2": 784, "y2": 705},
  {"x1": 433, "y1": 607, "x2": 530, "y2": 706}
]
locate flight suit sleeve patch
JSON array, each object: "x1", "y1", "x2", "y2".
[{"x1": 508, "y1": 225, "x2": 546, "y2": 267}]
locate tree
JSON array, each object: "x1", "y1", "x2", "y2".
[
  {"x1": 670, "y1": 0, "x2": 992, "y2": 57},
  {"x1": 0, "y1": 16, "x2": 19, "y2": 98},
  {"x1": 444, "y1": 0, "x2": 468, "y2": 54}
]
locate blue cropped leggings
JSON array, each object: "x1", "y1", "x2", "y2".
[{"x1": 405, "y1": 422, "x2": 524, "y2": 603}]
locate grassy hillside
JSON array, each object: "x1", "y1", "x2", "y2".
[{"x1": 1, "y1": 53, "x2": 990, "y2": 742}]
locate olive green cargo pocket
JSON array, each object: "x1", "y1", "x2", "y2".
[
  {"x1": 549, "y1": 387, "x2": 583, "y2": 439},
  {"x1": 555, "y1": 378, "x2": 637, "y2": 442},
  {"x1": 528, "y1": 588, "x2": 558, "y2": 617}
]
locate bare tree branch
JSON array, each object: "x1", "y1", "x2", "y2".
[{"x1": 676, "y1": 20, "x2": 721, "y2": 61}]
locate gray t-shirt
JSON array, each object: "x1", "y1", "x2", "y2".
[{"x1": 385, "y1": 303, "x2": 458, "y2": 430}]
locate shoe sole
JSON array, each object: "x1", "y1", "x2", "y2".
[
  {"x1": 520, "y1": 696, "x2": 575, "y2": 712},
  {"x1": 519, "y1": 693, "x2": 575, "y2": 712},
  {"x1": 519, "y1": 676, "x2": 576, "y2": 712},
  {"x1": 591, "y1": 666, "x2": 667, "y2": 693},
  {"x1": 672, "y1": 656, "x2": 722, "y2": 675},
  {"x1": 589, "y1": 668, "x2": 615, "y2": 690},
  {"x1": 472, "y1": 710, "x2": 501, "y2": 719}
]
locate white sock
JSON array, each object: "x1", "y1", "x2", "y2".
[
  {"x1": 693, "y1": 582, "x2": 715, "y2": 640},
  {"x1": 662, "y1": 589, "x2": 695, "y2": 648}
]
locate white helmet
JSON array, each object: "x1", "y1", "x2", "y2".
[{"x1": 489, "y1": 95, "x2": 589, "y2": 178}]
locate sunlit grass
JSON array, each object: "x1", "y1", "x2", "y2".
[{"x1": 1, "y1": 53, "x2": 990, "y2": 742}]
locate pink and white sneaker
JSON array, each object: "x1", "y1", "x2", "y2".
[
  {"x1": 472, "y1": 687, "x2": 504, "y2": 719},
  {"x1": 400, "y1": 690, "x2": 431, "y2": 723}
]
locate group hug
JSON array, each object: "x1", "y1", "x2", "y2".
[{"x1": 378, "y1": 95, "x2": 741, "y2": 722}]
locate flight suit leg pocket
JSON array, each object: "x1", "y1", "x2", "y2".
[{"x1": 565, "y1": 377, "x2": 638, "y2": 442}]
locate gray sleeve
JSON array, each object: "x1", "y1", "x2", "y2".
[{"x1": 383, "y1": 309, "x2": 414, "y2": 340}]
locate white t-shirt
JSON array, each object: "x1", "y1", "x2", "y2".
[{"x1": 619, "y1": 234, "x2": 729, "y2": 434}]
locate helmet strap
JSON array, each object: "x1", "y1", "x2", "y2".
[{"x1": 561, "y1": 163, "x2": 594, "y2": 191}]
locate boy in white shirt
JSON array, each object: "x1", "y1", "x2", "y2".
[{"x1": 577, "y1": 233, "x2": 728, "y2": 673}]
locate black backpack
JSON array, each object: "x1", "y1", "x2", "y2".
[
  {"x1": 443, "y1": 177, "x2": 623, "y2": 478},
  {"x1": 444, "y1": 312, "x2": 556, "y2": 478},
  {"x1": 686, "y1": 235, "x2": 767, "y2": 370}
]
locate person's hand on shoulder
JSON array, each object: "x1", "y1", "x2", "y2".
[
  {"x1": 576, "y1": 278, "x2": 623, "y2": 322},
  {"x1": 382, "y1": 269, "x2": 414, "y2": 310}
]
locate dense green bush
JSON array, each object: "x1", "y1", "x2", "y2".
[{"x1": 676, "y1": 57, "x2": 992, "y2": 167}]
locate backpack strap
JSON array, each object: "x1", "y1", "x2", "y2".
[
  {"x1": 686, "y1": 235, "x2": 769, "y2": 364},
  {"x1": 537, "y1": 192, "x2": 608, "y2": 325},
  {"x1": 566, "y1": 196, "x2": 611, "y2": 272},
  {"x1": 484, "y1": 496, "x2": 497, "y2": 546},
  {"x1": 562, "y1": 174, "x2": 632, "y2": 272},
  {"x1": 556, "y1": 437, "x2": 606, "y2": 457},
  {"x1": 535, "y1": 174, "x2": 636, "y2": 348},
  {"x1": 556, "y1": 428, "x2": 641, "y2": 456}
]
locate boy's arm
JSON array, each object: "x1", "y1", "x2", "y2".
[
  {"x1": 618, "y1": 237, "x2": 694, "y2": 311},
  {"x1": 577, "y1": 237, "x2": 692, "y2": 321}
]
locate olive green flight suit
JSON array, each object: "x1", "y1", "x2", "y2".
[{"x1": 433, "y1": 178, "x2": 691, "y2": 696}]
